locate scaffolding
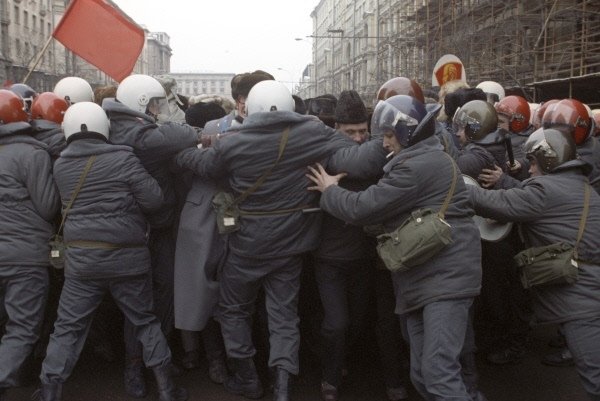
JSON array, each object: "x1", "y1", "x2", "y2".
[{"x1": 380, "y1": 0, "x2": 600, "y2": 103}]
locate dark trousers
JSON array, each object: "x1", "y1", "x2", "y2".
[
  {"x1": 314, "y1": 258, "x2": 372, "y2": 387},
  {"x1": 218, "y1": 253, "x2": 302, "y2": 375},
  {"x1": 40, "y1": 274, "x2": 171, "y2": 384},
  {"x1": 125, "y1": 228, "x2": 176, "y2": 359},
  {"x1": 374, "y1": 268, "x2": 409, "y2": 390},
  {"x1": 0, "y1": 267, "x2": 48, "y2": 388}
]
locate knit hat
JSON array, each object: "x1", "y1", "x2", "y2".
[
  {"x1": 335, "y1": 90, "x2": 368, "y2": 124},
  {"x1": 185, "y1": 102, "x2": 227, "y2": 129}
]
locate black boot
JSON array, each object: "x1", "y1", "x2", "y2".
[
  {"x1": 224, "y1": 357, "x2": 264, "y2": 399},
  {"x1": 31, "y1": 383, "x2": 62, "y2": 401},
  {"x1": 273, "y1": 368, "x2": 291, "y2": 401},
  {"x1": 152, "y1": 364, "x2": 188, "y2": 401},
  {"x1": 124, "y1": 358, "x2": 147, "y2": 398}
]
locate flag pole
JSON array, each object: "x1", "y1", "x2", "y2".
[{"x1": 23, "y1": 35, "x2": 54, "y2": 84}]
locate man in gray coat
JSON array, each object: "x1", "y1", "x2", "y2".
[
  {"x1": 469, "y1": 128, "x2": 600, "y2": 401},
  {"x1": 308, "y1": 95, "x2": 483, "y2": 401},
  {"x1": 37, "y1": 102, "x2": 186, "y2": 401},
  {"x1": 102, "y1": 74, "x2": 200, "y2": 397},
  {"x1": 175, "y1": 81, "x2": 386, "y2": 401},
  {"x1": 0, "y1": 90, "x2": 60, "y2": 401}
]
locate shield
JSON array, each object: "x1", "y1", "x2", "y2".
[{"x1": 463, "y1": 174, "x2": 513, "y2": 242}]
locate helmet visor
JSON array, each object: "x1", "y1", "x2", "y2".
[
  {"x1": 147, "y1": 97, "x2": 169, "y2": 118},
  {"x1": 371, "y1": 100, "x2": 418, "y2": 145},
  {"x1": 452, "y1": 107, "x2": 482, "y2": 138}
]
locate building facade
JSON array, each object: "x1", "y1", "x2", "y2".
[
  {"x1": 300, "y1": 0, "x2": 600, "y2": 107},
  {"x1": 0, "y1": 0, "x2": 172, "y2": 90},
  {"x1": 168, "y1": 72, "x2": 235, "y2": 99}
]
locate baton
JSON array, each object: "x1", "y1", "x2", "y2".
[
  {"x1": 505, "y1": 136, "x2": 516, "y2": 169},
  {"x1": 302, "y1": 207, "x2": 322, "y2": 214}
]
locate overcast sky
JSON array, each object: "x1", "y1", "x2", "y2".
[{"x1": 113, "y1": 0, "x2": 316, "y2": 89}]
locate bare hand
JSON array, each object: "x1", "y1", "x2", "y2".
[
  {"x1": 478, "y1": 165, "x2": 503, "y2": 188},
  {"x1": 306, "y1": 163, "x2": 347, "y2": 192}
]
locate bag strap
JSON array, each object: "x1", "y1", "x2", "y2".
[
  {"x1": 573, "y1": 183, "x2": 591, "y2": 260},
  {"x1": 438, "y1": 153, "x2": 458, "y2": 219},
  {"x1": 232, "y1": 126, "x2": 290, "y2": 207},
  {"x1": 56, "y1": 155, "x2": 96, "y2": 236}
]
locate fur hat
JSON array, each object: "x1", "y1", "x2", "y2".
[
  {"x1": 293, "y1": 95, "x2": 307, "y2": 115},
  {"x1": 231, "y1": 70, "x2": 275, "y2": 101},
  {"x1": 335, "y1": 90, "x2": 368, "y2": 124},
  {"x1": 444, "y1": 87, "x2": 487, "y2": 120},
  {"x1": 185, "y1": 102, "x2": 227, "y2": 129}
]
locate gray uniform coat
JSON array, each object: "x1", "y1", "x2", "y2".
[
  {"x1": 469, "y1": 164, "x2": 600, "y2": 324},
  {"x1": 175, "y1": 111, "x2": 387, "y2": 260},
  {"x1": 30, "y1": 120, "x2": 66, "y2": 161},
  {"x1": 102, "y1": 98, "x2": 198, "y2": 228},
  {"x1": 319, "y1": 136, "x2": 482, "y2": 315},
  {"x1": 54, "y1": 139, "x2": 164, "y2": 279},
  {"x1": 0, "y1": 122, "x2": 60, "y2": 267},
  {"x1": 578, "y1": 136, "x2": 600, "y2": 194}
]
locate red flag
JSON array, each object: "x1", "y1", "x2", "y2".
[{"x1": 52, "y1": 0, "x2": 145, "y2": 82}]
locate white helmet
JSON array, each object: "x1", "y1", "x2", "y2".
[
  {"x1": 54, "y1": 77, "x2": 94, "y2": 104},
  {"x1": 476, "y1": 81, "x2": 505, "y2": 103},
  {"x1": 62, "y1": 102, "x2": 109, "y2": 140},
  {"x1": 245, "y1": 81, "x2": 294, "y2": 116},
  {"x1": 116, "y1": 74, "x2": 166, "y2": 114}
]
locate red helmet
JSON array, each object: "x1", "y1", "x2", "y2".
[
  {"x1": 531, "y1": 99, "x2": 559, "y2": 129},
  {"x1": 30, "y1": 92, "x2": 69, "y2": 124},
  {"x1": 0, "y1": 89, "x2": 28, "y2": 124},
  {"x1": 495, "y1": 95, "x2": 530, "y2": 133},
  {"x1": 542, "y1": 98, "x2": 591, "y2": 145},
  {"x1": 376, "y1": 77, "x2": 425, "y2": 103}
]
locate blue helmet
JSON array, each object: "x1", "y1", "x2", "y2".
[{"x1": 371, "y1": 95, "x2": 438, "y2": 147}]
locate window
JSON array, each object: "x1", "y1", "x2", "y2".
[
  {"x1": 14, "y1": 6, "x2": 20, "y2": 24},
  {"x1": 33, "y1": 15, "x2": 37, "y2": 30},
  {"x1": 24, "y1": 10, "x2": 28, "y2": 28}
]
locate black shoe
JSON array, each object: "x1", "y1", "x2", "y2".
[
  {"x1": 208, "y1": 357, "x2": 227, "y2": 384},
  {"x1": 273, "y1": 368, "x2": 290, "y2": 401},
  {"x1": 31, "y1": 383, "x2": 62, "y2": 401},
  {"x1": 224, "y1": 358, "x2": 264, "y2": 399},
  {"x1": 181, "y1": 350, "x2": 201, "y2": 371},
  {"x1": 486, "y1": 343, "x2": 528, "y2": 365},
  {"x1": 124, "y1": 359, "x2": 147, "y2": 398},
  {"x1": 542, "y1": 348, "x2": 574, "y2": 367},
  {"x1": 152, "y1": 364, "x2": 188, "y2": 401}
]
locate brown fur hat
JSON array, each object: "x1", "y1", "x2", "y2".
[
  {"x1": 94, "y1": 85, "x2": 117, "y2": 105},
  {"x1": 231, "y1": 70, "x2": 275, "y2": 101},
  {"x1": 335, "y1": 90, "x2": 368, "y2": 124}
]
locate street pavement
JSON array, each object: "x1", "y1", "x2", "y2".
[{"x1": 4, "y1": 324, "x2": 588, "y2": 401}]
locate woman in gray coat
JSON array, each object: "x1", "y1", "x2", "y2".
[
  {"x1": 308, "y1": 95, "x2": 482, "y2": 401},
  {"x1": 469, "y1": 128, "x2": 600, "y2": 401}
]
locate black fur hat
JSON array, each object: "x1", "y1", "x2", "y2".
[
  {"x1": 335, "y1": 90, "x2": 368, "y2": 124},
  {"x1": 444, "y1": 87, "x2": 487, "y2": 120},
  {"x1": 185, "y1": 102, "x2": 227, "y2": 129},
  {"x1": 231, "y1": 70, "x2": 275, "y2": 101}
]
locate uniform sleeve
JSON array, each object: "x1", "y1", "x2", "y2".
[
  {"x1": 174, "y1": 142, "x2": 223, "y2": 179},
  {"x1": 133, "y1": 122, "x2": 199, "y2": 162},
  {"x1": 123, "y1": 152, "x2": 164, "y2": 214},
  {"x1": 327, "y1": 137, "x2": 387, "y2": 180},
  {"x1": 456, "y1": 146, "x2": 495, "y2": 179},
  {"x1": 469, "y1": 181, "x2": 546, "y2": 223},
  {"x1": 320, "y1": 162, "x2": 419, "y2": 226},
  {"x1": 24, "y1": 149, "x2": 60, "y2": 222}
]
